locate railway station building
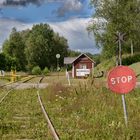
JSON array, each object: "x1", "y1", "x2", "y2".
[{"x1": 64, "y1": 53, "x2": 95, "y2": 78}]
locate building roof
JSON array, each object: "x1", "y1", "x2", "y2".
[
  {"x1": 64, "y1": 57, "x2": 77, "y2": 64},
  {"x1": 64, "y1": 53, "x2": 95, "y2": 64}
]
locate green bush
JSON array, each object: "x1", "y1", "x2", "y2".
[
  {"x1": 42, "y1": 67, "x2": 50, "y2": 76},
  {"x1": 122, "y1": 54, "x2": 140, "y2": 65},
  {"x1": 31, "y1": 66, "x2": 42, "y2": 75}
]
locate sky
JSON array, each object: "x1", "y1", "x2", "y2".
[{"x1": 0, "y1": 0, "x2": 100, "y2": 54}]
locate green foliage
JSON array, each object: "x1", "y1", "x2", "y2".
[
  {"x1": 89, "y1": 0, "x2": 140, "y2": 59},
  {"x1": 122, "y1": 54, "x2": 140, "y2": 65},
  {"x1": 42, "y1": 67, "x2": 50, "y2": 76},
  {"x1": 3, "y1": 28, "x2": 27, "y2": 70},
  {"x1": 94, "y1": 57, "x2": 116, "y2": 78},
  {"x1": 25, "y1": 23, "x2": 68, "y2": 70},
  {"x1": 2, "y1": 24, "x2": 69, "y2": 71},
  {"x1": 129, "y1": 62, "x2": 140, "y2": 81},
  {"x1": 92, "y1": 53, "x2": 101, "y2": 66},
  {"x1": 31, "y1": 66, "x2": 42, "y2": 75},
  {"x1": 0, "y1": 53, "x2": 6, "y2": 70},
  {"x1": 2, "y1": 55, "x2": 17, "y2": 71},
  {"x1": 68, "y1": 49, "x2": 81, "y2": 57}
]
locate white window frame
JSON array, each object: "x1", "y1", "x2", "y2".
[{"x1": 79, "y1": 64, "x2": 87, "y2": 69}]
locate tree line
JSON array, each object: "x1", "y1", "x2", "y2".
[
  {"x1": 0, "y1": 23, "x2": 96, "y2": 72},
  {"x1": 0, "y1": 23, "x2": 69, "y2": 71}
]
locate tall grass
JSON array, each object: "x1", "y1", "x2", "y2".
[
  {"x1": 129, "y1": 62, "x2": 140, "y2": 81},
  {"x1": 0, "y1": 89, "x2": 50, "y2": 139},
  {"x1": 40, "y1": 80, "x2": 140, "y2": 140},
  {"x1": 0, "y1": 73, "x2": 139, "y2": 139}
]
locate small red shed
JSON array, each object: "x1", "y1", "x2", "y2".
[{"x1": 64, "y1": 53, "x2": 95, "y2": 78}]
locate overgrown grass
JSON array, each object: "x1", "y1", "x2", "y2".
[
  {"x1": 0, "y1": 89, "x2": 51, "y2": 139},
  {"x1": 0, "y1": 72, "x2": 140, "y2": 139},
  {"x1": 42, "y1": 74, "x2": 88, "y2": 86},
  {"x1": 129, "y1": 62, "x2": 140, "y2": 81},
  {"x1": 94, "y1": 57, "x2": 140, "y2": 82},
  {"x1": 94, "y1": 57, "x2": 116, "y2": 77},
  {"x1": 0, "y1": 77, "x2": 11, "y2": 85},
  {"x1": 40, "y1": 80, "x2": 140, "y2": 139}
]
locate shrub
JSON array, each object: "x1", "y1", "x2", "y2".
[
  {"x1": 122, "y1": 54, "x2": 140, "y2": 65},
  {"x1": 42, "y1": 67, "x2": 50, "y2": 76},
  {"x1": 32, "y1": 66, "x2": 42, "y2": 75}
]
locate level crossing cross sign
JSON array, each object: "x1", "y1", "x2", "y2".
[
  {"x1": 108, "y1": 66, "x2": 136, "y2": 94},
  {"x1": 115, "y1": 32, "x2": 126, "y2": 43}
]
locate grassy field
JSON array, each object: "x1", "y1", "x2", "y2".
[
  {"x1": 0, "y1": 77, "x2": 11, "y2": 85},
  {"x1": 0, "y1": 89, "x2": 51, "y2": 139},
  {"x1": 94, "y1": 59, "x2": 140, "y2": 82},
  {"x1": 40, "y1": 78, "x2": 140, "y2": 140},
  {"x1": 0, "y1": 71, "x2": 140, "y2": 139},
  {"x1": 129, "y1": 62, "x2": 140, "y2": 81}
]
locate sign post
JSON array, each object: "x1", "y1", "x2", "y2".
[
  {"x1": 108, "y1": 66, "x2": 136, "y2": 126},
  {"x1": 66, "y1": 69, "x2": 71, "y2": 86},
  {"x1": 122, "y1": 95, "x2": 128, "y2": 126},
  {"x1": 108, "y1": 32, "x2": 136, "y2": 126},
  {"x1": 56, "y1": 54, "x2": 60, "y2": 78}
]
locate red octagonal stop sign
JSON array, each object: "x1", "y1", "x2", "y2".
[{"x1": 108, "y1": 66, "x2": 136, "y2": 94}]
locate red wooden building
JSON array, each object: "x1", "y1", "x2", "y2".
[{"x1": 64, "y1": 53, "x2": 95, "y2": 78}]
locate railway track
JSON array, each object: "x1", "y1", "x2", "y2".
[
  {"x1": 0, "y1": 76, "x2": 34, "y2": 88},
  {"x1": 0, "y1": 76, "x2": 60, "y2": 140},
  {"x1": 0, "y1": 76, "x2": 48, "y2": 103},
  {"x1": 0, "y1": 76, "x2": 34, "y2": 104},
  {"x1": 37, "y1": 76, "x2": 60, "y2": 140}
]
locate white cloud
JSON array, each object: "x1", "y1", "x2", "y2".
[
  {"x1": 0, "y1": 0, "x2": 85, "y2": 19},
  {"x1": 0, "y1": 18, "x2": 32, "y2": 45},
  {"x1": 55, "y1": 0, "x2": 83, "y2": 16},
  {"x1": 0, "y1": 17, "x2": 100, "y2": 54},
  {"x1": 49, "y1": 18, "x2": 99, "y2": 54}
]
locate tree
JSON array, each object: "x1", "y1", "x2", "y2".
[
  {"x1": 50, "y1": 33, "x2": 68, "y2": 68},
  {"x1": 3, "y1": 28, "x2": 27, "y2": 70},
  {"x1": 2, "y1": 24, "x2": 69, "y2": 71},
  {"x1": 25, "y1": 23, "x2": 68, "y2": 70},
  {"x1": 0, "y1": 53, "x2": 6, "y2": 70},
  {"x1": 67, "y1": 49, "x2": 81, "y2": 57},
  {"x1": 89, "y1": 0, "x2": 140, "y2": 59}
]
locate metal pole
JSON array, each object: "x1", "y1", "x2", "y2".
[
  {"x1": 66, "y1": 69, "x2": 71, "y2": 86},
  {"x1": 116, "y1": 42, "x2": 119, "y2": 66},
  {"x1": 118, "y1": 32, "x2": 122, "y2": 66},
  {"x1": 131, "y1": 40, "x2": 134, "y2": 56},
  {"x1": 57, "y1": 58, "x2": 59, "y2": 79},
  {"x1": 57, "y1": 58, "x2": 58, "y2": 70},
  {"x1": 118, "y1": 32, "x2": 128, "y2": 126},
  {"x1": 122, "y1": 94, "x2": 128, "y2": 126}
]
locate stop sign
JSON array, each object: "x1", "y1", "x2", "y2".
[{"x1": 108, "y1": 66, "x2": 136, "y2": 94}]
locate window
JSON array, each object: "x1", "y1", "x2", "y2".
[{"x1": 79, "y1": 64, "x2": 87, "y2": 69}]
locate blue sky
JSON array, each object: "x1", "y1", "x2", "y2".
[{"x1": 0, "y1": 0, "x2": 100, "y2": 54}]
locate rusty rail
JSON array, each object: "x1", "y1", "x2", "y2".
[{"x1": 37, "y1": 91, "x2": 60, "y2": 140}]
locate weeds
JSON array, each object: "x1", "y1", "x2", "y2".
[
  {"x1": 0, "y1": 89, "x2": 49, "y2": 139},
  {"x1": 0, "y1": 76, "x2": 139, "y2": 139},
  {"x1": 40, "y1": 81, "x2": 140, "y2": 140}
]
